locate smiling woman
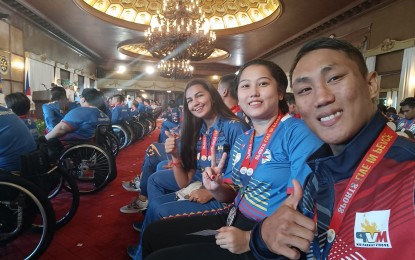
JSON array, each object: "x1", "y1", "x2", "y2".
[
  {"x1": 128, "y1": 78, "x2": 250, "y2": 259},
  {"x1": 139, "y1": 61, "x2": 322, "y2": 260}
]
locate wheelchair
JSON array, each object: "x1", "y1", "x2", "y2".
[
  {"x1": 19, "y1": 142, "x2": 80, "y2": 230},
  {"x1": 59, "y1": 138, "x2": 117, "y2": 195},
  {"x1": 112, "y1": 120, "x2": 136, "y2": 149},
  {"x1": 95, "y1": 124, "x2": 120, "y2": 158},
  {"x1": 0, "y1": 172, "x2": 56, "y2": 259},
  {"x1": 0, "y1": 142, "x2": 80, "y2": 259}
]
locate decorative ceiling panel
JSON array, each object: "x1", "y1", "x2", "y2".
[{"x1": 78, "y1": 0, "x2": 281, "y2": 32}]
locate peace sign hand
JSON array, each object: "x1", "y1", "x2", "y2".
[{"x1": 203, "y1": 146, "x2": 227, "y2": 191}]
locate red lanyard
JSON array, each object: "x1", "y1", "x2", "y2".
[
  {"x1": 200, "y1": 129, "x2": 219, "y2": 161},
  {"x1": 325, "y1": 126, "x2": 397, "y2": 244},
  {"x1": 240, "y1": 113, "x2": 282, "y2": 176},
  {"x1": 231, "y1": 105, "x2": 241, "y2": 114}
]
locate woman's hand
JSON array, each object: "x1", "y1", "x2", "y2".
[
  {"x1": 202, "y1": 147, "x2": 227, "y2": 191},
  {"x1": 164, "y1": 131, "x2": 179, "y2": 158},
  {"x1": 188, "y1": 189, "x2": 213, "y2": 204},
  {"x1": 215, "y1": 226, "x2": 251, "y2": 254}
]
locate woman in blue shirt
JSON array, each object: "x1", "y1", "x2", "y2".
[
  {"x1": 141, "y1": 60, "x2": 322, "y2": 260},
  {"x1": 130, "y1": 79, "x2": 250, "y2": 259},
  {"x1": 42, "y1": 86, "x2": 78, "y2": 132}
]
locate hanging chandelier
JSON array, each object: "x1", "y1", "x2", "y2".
[
  {"x1": 158, "y1": 59, "x2": 194, "y2": 79},
  {"x1": 144, "y1": 0, "x2": 216, "y2": 61}
]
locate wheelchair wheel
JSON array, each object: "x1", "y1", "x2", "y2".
[
  {"x1": 146, "y1": 118, "x2": 156, "y2": 133},
  {"x1": 107, "y1": 131, "x2": 120, "y2": 157},
  {"x1": 112, "y1": 125, "x2": 129, "y2": 149},
  {"x1": 0, "y1": 174, "x2": 55, "y2": 259},
  {"x1": 133, "y1": 120, "x2": 145, "y2": 140},
  {"x1": 42, "y1": 167, "x2": 80, "y2": 230},
  {"x1": 59, "y1": 144, "x2": 116, "y2": 194},
  {"x1": 123, "y1": 123, "x2": 136, "y2": 145}
]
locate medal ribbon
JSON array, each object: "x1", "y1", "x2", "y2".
[
  {"x1": 231, "y1": 105, "x2": 241, "y2": 114},
  {"x1": 239, "y1": 113, "x2": 282, "y2": 185},
  {"x1": 200, "y1": 129, "x2": 219, "y2": 161},
  {"x1": 314, "y1": 126, "x2": 397, "y2": 259},
  {"x1": 227, "y1": 113, "x2": 283, "y2": 227}
]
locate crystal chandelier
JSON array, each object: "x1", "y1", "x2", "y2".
[
  {"x1": 144, "y1": 0, "x2": 216, "y2": 61},
  {"x1": 158, "y1": 59, "x2": 194, "y2": 79}
]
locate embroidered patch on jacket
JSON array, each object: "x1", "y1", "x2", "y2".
[{"x1": 354, "y1": 210, "x2": 392, "y2": 248}]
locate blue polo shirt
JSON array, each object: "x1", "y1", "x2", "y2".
[
  {"x1": 42, "y1": 101, "x2": 78, "y2": 132},
  {"x1": 192, "y1": 116, "x2": 250, "y2": 180},
  {"x1": 224, "y1": 115, "x2": 322, "y2": 221},
  {"x1": 61, "y1": 106, "x2": 110, "y2": 140},
  {"x1": 0, "y1": 106, "x2": 37, "y2": 171}
]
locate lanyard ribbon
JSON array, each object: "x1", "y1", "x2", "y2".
[
  {"x1": 200, "y1": 129, "x2": 219, "y2": 161},
  {"x1": 239, "y1": 113, "x2": 282, "y2": 186},
  {"x1": 231, "y1": 105, "x2": 242, "y2": 114},
  {"x1": 314, "y1": 125, "x2": 397, "y2": 259}
]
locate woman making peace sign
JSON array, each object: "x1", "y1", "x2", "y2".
[
  {"x1": 130, "y1": 79, "x2": 250, "y2": 259},
  {"x1": 141, "y1": 60, "x2": 322, "y2": 259}
]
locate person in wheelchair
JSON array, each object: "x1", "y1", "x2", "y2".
[
  {"x1": 111, "y1": 94, "x2": 130, "y2": 125},
  {"x1": 42, "y1": 85, "x2": 78, "y2": 133},
  {"x1": 0, "y1": 105, "x2": 37, "y2": 171},
  {"x1": 5, "y1": 92, "x2": 38, "y2": 140},
  {"x1": 45, "y1": 88, "x2": 110, "y2": 142}
]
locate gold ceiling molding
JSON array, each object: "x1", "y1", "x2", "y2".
[
  {"x1": 75, "y1": 0, "x2": 282, "y2": 35},
  {"x1": 117, "y1": 41, "x2": 230, "y2": 62},
  {"x1": 364, "y1": 38, "x2": 415, "y2": 57}
]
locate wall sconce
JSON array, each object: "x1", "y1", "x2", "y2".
[{"x1": 11, "y1": 61, "x2": 24, "y2": 70}]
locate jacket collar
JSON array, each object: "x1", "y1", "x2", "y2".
[{"x1": 307, "y1": 111, "x2": 387, "y2": 182}]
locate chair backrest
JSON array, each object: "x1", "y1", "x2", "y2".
[
  {"x1": 95, "y1": 124, "x2": 111, "y2": 145},
  {"x1": 20, "y1": 149, "x2": 50, "y2": 178}
]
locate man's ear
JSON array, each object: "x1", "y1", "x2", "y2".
[
  {"x1": 222, "y1": 88, "x2": 229, "y2": 97},
  {"x1": 367, "y1": 71, "x2": 379, "y2": 100}
]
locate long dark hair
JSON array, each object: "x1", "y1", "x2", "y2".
[
  {"x1": 180, "y1": 78, "x2": 244, "y2": 171},
  {"x1": 236, "y1": 59, "x2": 289, "y2": 115}
]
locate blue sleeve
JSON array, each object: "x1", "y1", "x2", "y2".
[
  {"x1": 138, "y1": 103, "x2": 145, "y2": 112},
  {"x1": 111, "y1": 107, "x2": 120, "y2": 124},
  {"x1": 250, "y1": 219, "x2": 287, "y2": 260},
  {"x1": 282, "y1": 119, "x2": 322, "y2": 192},
  {"x1": 42, "y1": 103, "x2": 62, "y2": 132},
  {"x1": 62, "y1": 109, "x2": 82, "y2": 130},
  {"x1": 225, "y1": 120, "x2": 250, "y2": 147},
  {"x1": 172, "y1": 108, "x2": 181, "y2": 124}
]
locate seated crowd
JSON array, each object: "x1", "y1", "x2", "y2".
[{"x1": 1, "y1": 37, "x2": 414, "y2": 260}]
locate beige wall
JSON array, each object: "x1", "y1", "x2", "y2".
[
  {"x1": 0, "y1": 3, "x2": 97, "y2": 97},
  {"x1": 269, "y1": 0, "x2": 415, "y2": 76}
]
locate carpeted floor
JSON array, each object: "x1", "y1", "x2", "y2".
[{"x1": 40, "y1": 130, "x2": 158, "y2": 260}]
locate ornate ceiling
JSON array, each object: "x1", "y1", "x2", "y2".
[
  {"x1": 77, "y1": 0, "x2": 282, "y2": 61},
  {"x1": 2, "y1": 0, "x2": 395, "y2": 84},
  {"x1": 79, "y1": 0, "x2": 281, "y2": 32}
]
